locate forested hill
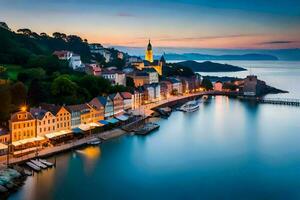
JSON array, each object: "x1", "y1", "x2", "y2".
[
  {"x1": 171, "y1": 61, "x2": 246, "y2": 72},
  {"x1": 0, "y1": 27, "x2": 95, "y2": 65}
]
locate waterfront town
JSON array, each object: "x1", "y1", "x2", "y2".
[
  {"x1": 0, "y1": 39, "x2": 269, "y2": 161},
  {"x1": 0, "y1": 23, "x2": 285, "y2": 195}
]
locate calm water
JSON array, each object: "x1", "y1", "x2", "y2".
[{"x1": 10, "y1": 61, "x2": 300, "y2": 200}]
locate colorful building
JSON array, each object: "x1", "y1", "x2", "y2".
[
  {"x1": 30, "y1": 108, "x2": 57, "y2": 137},
  {"x1": 41, "y1": 104, "x2": 71, "y2": 131},
  {"x1": 121, "y1": 92, "x2": 133, "y2": 111},
  {"x1": 110, "y1": 93, "x2": 124, "y2": 116},
  {"x1": 9, "y1": 110, "x2": 36, "y2": 142}
]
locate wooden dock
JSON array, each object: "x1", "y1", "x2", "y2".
[
  {"x1": 258, "y1": 98, "x2": 300, "y2": 106},
  {"x1": 240, "y1": 97, "x2": 300, "y2": 106}
]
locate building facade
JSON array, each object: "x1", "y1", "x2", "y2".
[
  {"x1": 10, "y1": 110, "x2": 36, "y2": 142},
  {"x1": 31, "y1": 108, "x2": 56, "y2": 137}
]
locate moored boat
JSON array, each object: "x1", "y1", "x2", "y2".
[
  {"x1": 39, "y1": 159, "x2": 54, "y2": 167},
  {"x1": 30, "y1": 160, "x2": 47, "y2": 169},
  {"x1": 179, "y1": 100, "x2": 200, "y2": 112},
  {"x1": 26, "y1": 162, "x2": 41, "y2": 171},
  {"x1": 87, "y1": 138, "x2": 101, "y2": 145}
]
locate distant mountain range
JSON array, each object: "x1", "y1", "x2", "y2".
[
  {"x1": 171, "y1": 61, "x2": 247, "y2": 72},
  {"x1": 114, "y1": 46, "x2": 300, "y2": 60},
  {"x1": 160, "y1": 53, "x2": 278, "y2": 61}
]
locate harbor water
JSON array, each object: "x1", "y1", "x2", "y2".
[{"x1": 10, "y1": 61, "x2": 300, "y2": 200}]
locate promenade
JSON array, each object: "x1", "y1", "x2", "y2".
[{"x1": 0, "y1": 91, "x2": 213, "y2": 166}]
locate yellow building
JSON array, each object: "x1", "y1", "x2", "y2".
[
  {"x1": 55, "y1": 106, "x2": 71, "y2": 131},
  {"x1": 31, "y1": 108, "x2": 57, "y2": 137},
  {"x1": 80, "y1": 104, "x2": 92, "y2": 125},
  {"x1": 142, "y1": 40, "x2": 164, "y2": 76},
  {"x1": 145, "y1": 40, "x2": 153, "y2": 62},
  {"x1": 9, "y1": 110, "x2": 36, "y2": 142},
  {"x1": 87, "y1": 103, "x2": 104, "y2": 123},
  {"x1": 41, "y1": 104, "x2": 71, "y2": 131}
]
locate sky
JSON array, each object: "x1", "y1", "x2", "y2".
[{"x1": 0, "y1": 0, "x2": 300, "y2": 49}]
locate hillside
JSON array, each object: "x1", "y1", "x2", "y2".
[{"x1": 172, "y1": 61, "x2": 246, "y2": 72}]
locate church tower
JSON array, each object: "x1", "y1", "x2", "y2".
[{"x1": 145, "y1": 40, "x2": 153, "y2": 63}]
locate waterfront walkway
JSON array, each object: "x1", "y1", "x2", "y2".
[
  {"x1": 2, "y1": 91, "x2": 297, "y2": 165},
  {"x1": 0, "y1": 128, "x2": 127, "y2": 165}
]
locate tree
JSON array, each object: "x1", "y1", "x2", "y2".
[
  {"x1": 18, "y1": 68, "x2": 46, "y2": 83},
  {"x1": 52, "y1": 32, "x2": 67, "y2": 40},
  {"x1": 17, "y1": 28, "x2": 32, "y2": 35},
  {"x1": 28, "y1": 79, "x2": 49, "y2": 106},
  {"x1": 201, "y1": 78, "x2": 213, "y2": 90},
  {"x1": 126, "y1": 77, "x2": 135, "y2": 88},
  {"x1": 10, "y1": 82, "x2": 27, "y2": 107},
  {"x1": 51, "y1": 75, "x2": 78, "y2": 99},
  {"x1": 0, "y1": 84, "x2": 11, "y2": 121},
  {"x1": 0, "y1": 66, "x2": 8, "y2": 79}
]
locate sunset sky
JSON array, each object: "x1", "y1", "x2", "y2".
[{"x1": 1, "y1": 0, "x2": 300, "y2": 49}]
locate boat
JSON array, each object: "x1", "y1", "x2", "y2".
[
  {"x1": 30, "y1": 159, "x2": 48, "y2": 169},
  {"x1": 179, "y1": 100, "x2": 200, "y2": 112},
  {"x1": 26, "y1": 162, "x2": 41, "y2": 171},
  {"x1": 39, "y1": 159, "x2": 54, "y2": 167},
  {"x1": 23, "y1": 169, "x2": 33, "y2": 176},
  {"x1": 156, "y1": 107, "x2": 172, "y2": 118},
  {"x1": 87, "y1": 138, "x2": 101, "y2": 145},
  {"x1": 134, "y1": 122, "x2": 160, "y2": 135}
]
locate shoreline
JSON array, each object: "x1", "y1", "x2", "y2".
[{"x1": 0, "y1": 90, "x2": 292, "y2": 197}]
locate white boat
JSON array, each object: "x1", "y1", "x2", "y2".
[
  {"x1": 30, "y1": 159, "x2": 48, "y2": 169},
  {"x1": 179, "y1": 100, "x2": 200, "y2": 112},
  {"x1": 26, "y1": 162, "x2": 41, "y2": 171},
  {"x1": 87, "y1": 138, "x2": 101, "y2": 145},
  {"x1": 39, "y1": 159, "x2": 54, "y2": 167}
]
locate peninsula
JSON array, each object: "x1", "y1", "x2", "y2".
[{"x1": 170, "y1": 60, "x2": 247, "y2": 72}]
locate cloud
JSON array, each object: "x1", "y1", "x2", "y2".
[
  {"x1": 260, "y1": 40, "x2": 294, "y2": 44},
  {"x1": 155, "y1": 34, "x2": 257, "y2": 42},
  {"x1": 116, "y1": 12, "x2": 136, "y2": 17}
]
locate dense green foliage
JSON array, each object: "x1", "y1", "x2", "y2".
[
  {"x1": 0, "y1": 82, "x2": 27, "y2": 121},
  {"x1": 201, "y1": 78, "x2": 213, "y2": 90}
]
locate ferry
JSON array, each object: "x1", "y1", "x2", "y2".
[{"x1": 179, "y1": 100, "x2": 200, "y2": 112}]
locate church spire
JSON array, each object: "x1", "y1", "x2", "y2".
[{"x1": 147, "y1": 39, "x2": 152, "y2": 51}]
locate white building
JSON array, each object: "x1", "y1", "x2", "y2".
[
  {"x1": 121, "y1": 92, "x2": 133, "y2": 110},
  {"x1": 101, "y1": 70, "x2": 126, "y2": 86},
  {"x1": 53, "y1": 50, "x2": 73, "y2": 60},
  {"x1": 89, "y1": 43, "x2": 103, "y2": 54},
  {"x1": 144, "y1": 83, "x2": 160, "y2": 103},
  {"x1": 143, "y1": 68, "x2": 159, "y2": 84},
  {"x1": 169, "y1": 78, "x2": 183, "y2": 95},
  {"x1": 69, "y1": 54, "x2": 83, "y2": 70}
]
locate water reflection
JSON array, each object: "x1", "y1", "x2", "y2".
[
  {"x1": 77, "y1": 146, "x2": 101, "y2": 175},
  {"x1": 10, "y1": 95, "x2": 300, "y2": 200}
]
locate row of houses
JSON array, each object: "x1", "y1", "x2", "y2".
[{"x1": 0, "y1": 92, "x2": 140, "y2": 155}]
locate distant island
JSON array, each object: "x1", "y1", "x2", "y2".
[
  {"x1": 171, "y1": 61, "x2": 247, "y2": 72},
  {"x1": 163, "y1": 53, "x2": 278, "y2": 61}
]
